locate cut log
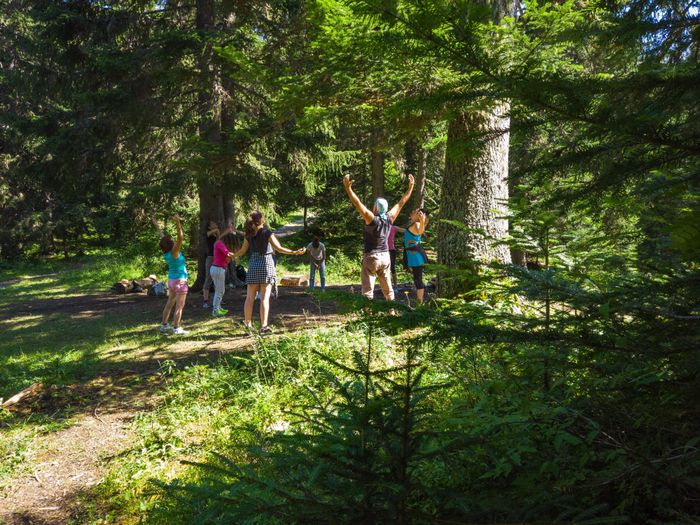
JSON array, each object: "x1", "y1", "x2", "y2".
[
  {"x1": 280, "y1": 275, "x2": 309, "y2": 286},
  {"x1": 1, "y1": 382, "x2": 44, "y2": 408},
  {"x1": 133, "y1": 277, "x2": 157, "y2": 289}
]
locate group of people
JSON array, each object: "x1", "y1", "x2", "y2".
[
  {"x1": 153, "y1": 174, "x2": 427, "y2": 335},
  {"x1": 343, "y1": 173, "x2": 428, "y2": 305},
  {"x1": 152, "y1": 211, "x2": 306, "y2": 335}
]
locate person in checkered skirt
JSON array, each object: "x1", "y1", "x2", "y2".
[{"x1": 231, "y1": 211, "x2": 306, "y2": 334}]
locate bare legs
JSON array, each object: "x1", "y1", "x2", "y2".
[
  {"x1": 162, "y1": 293, "x2": 176, "y2": 325},
  {"x1": 259, "y1": 283, "x2": 272, "y2": 327},
  {"x1": 162, "y1": 292, "x2": 187, "y2": 327},
  {"x1": 243, "y1": 283, "x2": 273, "y2": 328},
  {"x1": 244, "y1": 284, "x2": 257, "y2": 327},
  {"x1": 173, "y1": 293, "x2": 187, "y2": 327},
  {"x1": 416, "y1": 288, "x2": 424, "y2": 305}
]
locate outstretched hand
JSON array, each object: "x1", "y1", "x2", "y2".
[
  {"x1": 342, "y1": 175, "x2": 353, "y2": 191},
  {"x1": 296, "y1": 247, "x2": 306, "y2": 255},
  {"x1": 407, "y1": 174, "x2": 415, "y2": 189}
]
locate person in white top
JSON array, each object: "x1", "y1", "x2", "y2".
[{"x1": 307, "y1": 237, "x2": 326, "y2": 291}]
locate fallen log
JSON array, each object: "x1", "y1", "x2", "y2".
[
  {"x1": 280, "y1": 275, "x2": 309, "y2": 286},
  {"x1": 1, "y1": 382, "x2": 44, "y2": 408}
]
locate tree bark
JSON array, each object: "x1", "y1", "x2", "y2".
[
  {"x1": 437, "y1": 103, "x2": 512, "y2": 297},
  {"x1": 192, "y1": 0, "x2": 222, "y2": 292},
  {"x1": 509, "y1": 164, "x2": 527, "y2": 267},
  {"x1": 370, "y1": 129, "x2": 384, "y2": 200},
  {"x1": 405, "y1": 139, "x2": 427, "y2": 211}
]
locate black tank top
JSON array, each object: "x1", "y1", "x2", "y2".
[
  {"x1": 247, "y1": 228, "x2": 273, "y2": 255},
  {"x1": 363, "y1": 216, "x2": 392, "y2": 254},
  {"x1": 206, "y1": 234, "x2": 216, "y2": 257}
]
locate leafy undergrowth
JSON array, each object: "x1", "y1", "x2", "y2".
[
  {"x1": 79, "y1": 326, "x2": 395, "y2": 523},
  {"x1": 79, "y1": 285, "x2": 700, "y2": 524}
]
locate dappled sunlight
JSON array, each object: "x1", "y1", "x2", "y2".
[{"x1": 0, "y1": 314, "x2": 44, "y2": 332}]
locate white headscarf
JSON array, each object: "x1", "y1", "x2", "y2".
[{"x1": 374, "y1": 198, "x2": 389, "y2": 220}]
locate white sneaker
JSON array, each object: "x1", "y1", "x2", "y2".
[
  {"x1": 172, "y1": 326, "x2": 188, "y2": 335},
  {"x1": 159, "y1": 323, "x2": 173, "y2": 334}
]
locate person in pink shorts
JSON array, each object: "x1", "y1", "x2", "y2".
[{"x1": 152, "y1": 215, "x2": 189, "y2": 335}]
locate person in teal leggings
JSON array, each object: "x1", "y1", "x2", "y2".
[{"x1": 404, "y1": 208, "x2": 428, "y2": 305}]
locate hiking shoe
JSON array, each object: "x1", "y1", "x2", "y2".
[
  {"x1": 202, "y1": 302, "x2": 210, "y2": 308},
  {"x1": 240, "y1": 321, "x2": 254, "y2": 333},
  {"x1": 159, "y1": 323, "x2": 173, "y2": 334},
  {"x1": 212, "y1": 308, "x2": 228, "y2": 317},
  {"x1": 259, "y1": 326, "x2": 272, "y2": 335},
  {"x1": 172, "y1": 326, "x2": 188, "y2": 335}
]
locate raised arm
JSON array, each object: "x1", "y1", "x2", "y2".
[
  {"x1": 172, "y1": 215, "x2": 183, "y2": 259},
  {"x1": 270, "y1": 234, "x2": 305, "y2": 256},
  {"x1": 388, "y1": 174, "x2": 415, "y2": 222},
  {"x1": 151, "y1": 217, "x2": 165, "y2": 238},
  {"x1": 343, "y1": 175, "x2": 375, "y2": 225},
  {"x1": 231, "y1": 238, "x2": 249, "y2": 259}
]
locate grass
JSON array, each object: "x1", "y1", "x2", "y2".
[
  {"x1": 0, "y1": 245, "x2": 428, "y2": 521},
  {"x1": 0, "y1": 251, "x2": 248, "y2": 491},
  {"x1": 79, "y1": 325, "x2": 398, "y2": 523},
  {"x1": 0, "y1": 249, "x2": 362, "y2": 502}
]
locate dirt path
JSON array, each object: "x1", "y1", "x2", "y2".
[
  {"x1": 0, "y1": 283, "x2": 348, "y2": 525},
  {"x1": 2, "y1": 410, "x2": 134, "y2": 524},
  {"x1": 273, "y1": 213, "x2": 312, "y2": 238}
]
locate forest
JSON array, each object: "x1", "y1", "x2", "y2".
[{"x1": 0, "y1": 0, "x2": 699, "y2": 523}]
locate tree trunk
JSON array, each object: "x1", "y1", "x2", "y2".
[
  {"x1": 405, "y1": 139, "x2": 427, "y2": 211},
  {"x1": 415, "y1": 146, "x2": 426, "y2": 210},
  {"x1": 303, "y1": 198, "x2": 308, "y2": 230},
  {"x1": 437, "y1": 103, "x2": 512, "y2": 297},
  {"x1": 192, "y1": 0, "x2": 222, "y2": 292},
  {"x1": 370, "y1": 129, "x2": 384, "y2": 200},
  {"x1": 508, "y1": 170, "x2": 527, "y2": 267},
  {"x1": 222, "y1": 189, "x2": 235, "y2": 227}
]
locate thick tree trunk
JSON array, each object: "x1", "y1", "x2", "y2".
[
  {"x1": 192, "y1": 0, "x2": 222, "y2": 292},
  {"x1": 370, "y1": 129, "x2": 384, "y2": 200},
  {"x1": 222, "y1": 189, "x2": 235, "y2": 227},
  {"x1": 509, "y1": 168, "x2": 527, "y2": 267},
  {"x1": 437, "y1": 103, "x2": 512, "y2": 297},
  {"x1": 405, "y1": 139, "x2": 427, "y2": 211}
]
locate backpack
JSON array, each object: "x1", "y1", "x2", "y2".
[
  {"x1": 236, "y1": 265, "x2": 247, "y2": 283},
  {"x1": 149, "y1": 281, "x2": 167, "y2": 297}
]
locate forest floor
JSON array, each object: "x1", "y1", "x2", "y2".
[
  {"x1": 0, "y1": 282, "x2": 347, "y2": 524},
  {"x1": 0, "y1": 214, "x2": 428, "y2": 524}
]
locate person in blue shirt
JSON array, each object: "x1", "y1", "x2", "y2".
[
  {"x1": 403, "y1": 208, "x2": 428, "y2": 305},
  {"x1": 152, "y1": 215, "x2": 189, "y2": 335}
]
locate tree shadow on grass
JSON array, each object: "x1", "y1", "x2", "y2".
[{"x1": 0, "y1": 284, "x2": 344, "y2": 427}]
